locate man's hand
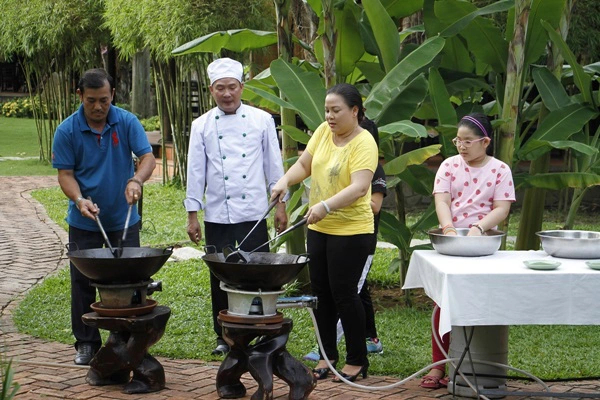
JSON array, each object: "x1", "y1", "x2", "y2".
[
  {"x1": 274, "y1": 202, "x2": 288, "y2": 233},
  {"x1": 187, "y1": 212, "x2": 202, "y2": 244}
]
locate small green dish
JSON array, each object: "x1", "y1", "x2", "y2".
[
  {"x1": 524, "y1": 260, "x2": 561, "y2": 270},
  {"x1": 585, "y1": 261, "x2": 600, "y2": 270}
]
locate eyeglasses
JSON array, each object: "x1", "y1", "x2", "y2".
[{"x1": 452, "y1": 137, "x2": 486, "y2": 148}]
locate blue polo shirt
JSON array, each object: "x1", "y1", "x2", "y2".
[{"x1": 52, "y1": 104, "x2": 152, "y2": 232}]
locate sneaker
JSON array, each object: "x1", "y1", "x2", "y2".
[
  {"x1": 366, "y1": 337, "x2": 383, "y2": 354},
  {"x1": 302, "y1": 344, "x2": 320, "y2": 362}
]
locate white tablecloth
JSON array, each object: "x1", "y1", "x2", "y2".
[{"x1": 403, "y1": 250, "x2": 600, "y2": 337}]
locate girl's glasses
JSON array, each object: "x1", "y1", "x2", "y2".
[{"x1": 452, "y1": 137, "x2": 486, "y2": 148}]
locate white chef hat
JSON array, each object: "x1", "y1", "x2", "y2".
[{"x1": 207, "y1": 58, "x2": 243, "y2": 85}]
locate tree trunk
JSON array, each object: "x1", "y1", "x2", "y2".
[{"x1": 132, "y1": 48, "x2": 151, "y2": 119}]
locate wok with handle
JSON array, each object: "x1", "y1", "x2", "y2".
[{"x1": 66, "y1": 244, "x2": 173, "y2": 283}]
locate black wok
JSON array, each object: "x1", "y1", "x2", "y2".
[
  {"x1": 66, "y1": 246, "x2": 173, "y2": 283},
  {"x1": 202, "y1": 252, "x2": 309, "y2": 291}
]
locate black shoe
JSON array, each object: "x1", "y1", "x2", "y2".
[
  {"x1": 331, "y1": 362, "x2": 369, "y2": 383},
  {"x1": 74, "y1": 343, "x2": 97, "y2": 365},
  {"x1": 312, "y1": 360, "x2": 337, "y2": 380},
  {"x1": 212, "y1": 339, "x2": 230, "y2": 356}
]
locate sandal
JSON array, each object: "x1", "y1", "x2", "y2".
[
  {"x1": 439, "y1": 376, "x2": 449, "y2": 387},
  {"x1": 420, "y1": 374, "x2": 442, "y2": 389}
]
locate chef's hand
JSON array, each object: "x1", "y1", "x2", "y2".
[
  {"x1": 306, "y1": 203, "x2": 327, "y2": 225},
  {"x1": 274, "y1": 202, "x2": 288, "y2": 233},
  {"x1": 78, "y1": 198, "x2": 99, "y2": 220},
  {"x1": 125, "y1": 178, "x2": 143, "y2": 205},
  {"x1": 187, "y1": 213, "x2": 202, "y2": 244}
]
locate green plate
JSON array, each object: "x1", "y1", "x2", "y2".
[
  {"x1": 585, "y1": 261, "x2": 600, "y2": 270},
  {"x1": 524, "y1": 260, "x2": 561, "y2": 270}
]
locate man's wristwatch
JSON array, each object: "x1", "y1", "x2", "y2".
[{"x1": 75, "y1": 196, "x2": 85, "y2": 209}]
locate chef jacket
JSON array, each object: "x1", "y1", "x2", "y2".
[{"x1": 184, "y1": 104, "x2": 284, "y2": 224}]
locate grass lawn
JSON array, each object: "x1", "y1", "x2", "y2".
[
  {"x1": 0, "y1": 116, "x2": 40, "y2": 157},
  {"x1": 15, "y1": 183, "x2": 600, "y2": 380},
  {"x1": 0, "y1": 116, "x2": 55, "y2": 175}
]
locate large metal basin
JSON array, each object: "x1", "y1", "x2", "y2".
[
  {"x1": 536, "y1": 230, "x2": 600, "y2": 259},
  {"x1": 202, "y1": 252, "x2": 309, "y2": 291},
  {"x1": 428, "y1": 228, "x2": 506, "y2": 257},
  {"x1": 66, "y1": 246, "x2": 173, "y2": 283}
]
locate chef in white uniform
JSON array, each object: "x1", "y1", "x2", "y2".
[{"x1": 184, "y1": 57, "x2": 288, "y2": 355}]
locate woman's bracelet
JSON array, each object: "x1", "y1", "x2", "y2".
[{"x1": 320, "y1": 200, "x2": 331, "y2": 214}]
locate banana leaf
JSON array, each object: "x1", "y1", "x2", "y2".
[
  {"x1": 364, "y1": 36, "x2": 445, "y2": 119},
  {"x1": 270, "y1": 59, "x2": 326, "y2": 131},
  {"x1": 532, "y1": 67, "x2": 572, "y2": 112},
  {"x1": 517, "y1": 172, "x2": 600, "y2": 190},
  {"x1": 362, "y1": 0, "x2": 400, "y2": 73},
  {"x1": 383, "y1": 145, "x2": 441, "y2": 175}
]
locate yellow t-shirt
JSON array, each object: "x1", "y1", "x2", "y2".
[{"x1": 306, "y1": 121, "x2": 378, "y2": 236}]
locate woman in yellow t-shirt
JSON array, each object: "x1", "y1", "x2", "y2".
[{"x1": 271, "y1": 83, "x2": 378, "y2": 383}]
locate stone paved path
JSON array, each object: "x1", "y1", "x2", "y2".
[{"x1": 1, "y1": 176, "x2": 599, "y2": 399}]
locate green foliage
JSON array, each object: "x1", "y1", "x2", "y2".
[
  {"x1": 139, "y1": 116, "x2": 161, "y2": 131},
  {"x1": 0, "y1": 98, "x2": 34, "y2": 118},
  {"x1": 0, "y1": 356, "x2": 20, "y2": 400}
]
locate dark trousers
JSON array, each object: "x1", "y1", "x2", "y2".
[
  {"x1": 204, "y1": 220, "x2": 269, "y2": 340},
  {"x1": 307, "y1": 229, "x2": 370, "y2": 366},
  {"x1": 68, "y1": 222, "x2": 140, "y2": 350}
]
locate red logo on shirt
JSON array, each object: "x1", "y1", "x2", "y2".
[{"x1": 112, "y1": 131, "x2": 119, "y2": 147}]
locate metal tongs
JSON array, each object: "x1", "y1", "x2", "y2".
[
  {"x1": 116, "y1": 204, "x2": 133, "y2": 258},
  {"x1": 93, "y1": 209, "x2": 118, "y2": 258},
  {"x1": 223, "y1": 198, "x2": 279, "y2": 262},
  {"x1": 224, "y1": 217, "x2": 308, "y2": 263}
]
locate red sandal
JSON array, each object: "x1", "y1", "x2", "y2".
[{"x1": 420, "y1": 375, "x2": 443, "y2": 389}]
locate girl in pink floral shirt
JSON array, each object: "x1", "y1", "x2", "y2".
[{"x1": 420, "y1": 113, "x2": 515, "y2": 389}]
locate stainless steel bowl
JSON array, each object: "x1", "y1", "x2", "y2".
[
  {"x1": 428, "y1": 228, "x2": 506, "y2": 257},
  {"x1": 536, "y1": 230, "x2": 600, "y2": 259}
]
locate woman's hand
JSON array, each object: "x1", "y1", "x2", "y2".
[
  {"x1": 270, "y1": 178, "x2": 289, "y2": 203},
  {"x1": 306, "y1": 203, "x2": 328, "y2": 225}
]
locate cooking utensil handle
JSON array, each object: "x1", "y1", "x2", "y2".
[
  {"x1": 236, "y1": 197, "x2": 280, "y2": 249},
  {"x1": 65, "y1": 242, "x2": 79, "y2": 252},
  {"x1": 204, "y1": 245, "x2": 217, "y2": 255},
  {"x1": 122, "y1": 204, "x2": 133, "y2": 242},
  {"x1": 295, "y1": 253, "x2": 310, "y2": 263},
  {"x1": 248, "y1": 217, "x2": 308, "y2": 254},
  {"x1": 95, "y1": 214, "x2": 115, "y2": 254}
]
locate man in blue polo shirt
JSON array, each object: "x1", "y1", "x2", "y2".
[{"x1": 52, "y1": 68, "x2": 156, "y2": 365}]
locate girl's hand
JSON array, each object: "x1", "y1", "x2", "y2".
[
  {"x1": 467, "y1": 226, "x2": 482, "y2": 236},
  {"x1": 444, "y1": 230, "x2": 458, "y2": 236}
]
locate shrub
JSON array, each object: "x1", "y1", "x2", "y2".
[
  {"x1": 1, "y1": 98, "x2": 34, "y2": 118},
  {"x1": 139, "y1": 115, "x2": 160, "y2": 131}
]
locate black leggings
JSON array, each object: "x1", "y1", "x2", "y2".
[{"x1": 307, "y1": 229, "x2": 371, "y2": 366}]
